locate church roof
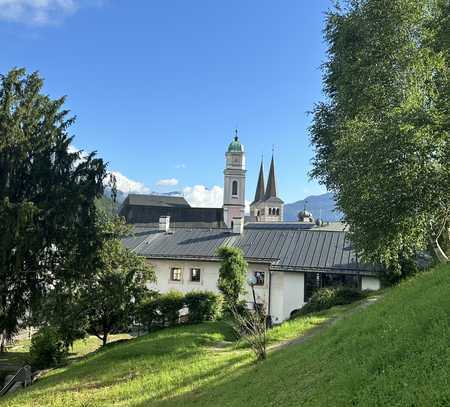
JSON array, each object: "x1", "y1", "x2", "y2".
[
  {"x1": 119, "y1": 194, "x2": 226, "y2": 228},
  {"x1": 251, "y1": 161, "x2": 265, "y2": 205},
  {"x1": 227, "y1": 135, "x2": 244, "y2": 153},
  {"x1": 124, "y1": 194, "x2": 190, "y2": 208},
  {"x1": 123, "y1": 226, "x2": 378, "y2": 276},
  {"x1": 264, "y1": 155, "x2": 282, "y2": 202}
]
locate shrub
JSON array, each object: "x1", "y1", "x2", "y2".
[
  {"x1": 298, "y1": 287, "x2": 366, "y2": 315},
  {"x1": 29, "y1": 326, "x2": 68, "y2": 369},
  {"x1": 138, "y1": 294, "x2": 164, "y2": 331},
  {"x1": 184, "y1": 291, "x2": 222, "y2": 323},
  {"x1": 334, "y1": 287, "x2": 366, "y2": 305},
  {"x1": 157, "y1": 290, "x2": 185, "y2": 327}
]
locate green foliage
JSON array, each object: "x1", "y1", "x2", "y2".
[
  {"x1": 184, "y1": 291, "x2": 223, "y2": 323},
  {"x1": 82, "y1": 212, "x2": 155, "y2": 345},
  {"x1": 298, "y1": 287, "x2": 366, "y2": 315},
  {"x1": 216, "y1": 247, "x2": 248, "y2": 310},
  {"x1": 33, "y1": 283, "x2": 88, "y2": 350},
  {"x1": 138, "y1": 294, "x2": 163, "y2": 331},
  {"x1": 29, "y1": 326, "x2": 67, "y2": 369},
  {"x1": 156, "y1": 290, "x2": 185, "y2": 327},
  {"x1": 310, "y1": 0, "x2": 450, "y2": 276},
  {"x1": 95, "y1": 196, "x2": 119, "y2": 216},
  {"x1": 0, "y1": 68, "x2": 106, "y2": 340}
]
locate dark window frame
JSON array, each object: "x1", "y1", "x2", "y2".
[
  {"x1": 190, "y1": 268, "x2": 201, "y2": 282},
  {"x1": 232, "y1": 180, "x2": 238, "y2": 196},
  {"x1": 254, "y1": 271, "x2": 265, "y2": 286},
  {"x1": 170, "y1": 267, "x2": 182, "y2": 281}
]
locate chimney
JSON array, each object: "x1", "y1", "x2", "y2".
[
  {"x1": 159, "y1": 216, "x2": 170, "y2": 233},
  {"x1": 232, "y1": 217, "x2": 244, "y2": 234}
]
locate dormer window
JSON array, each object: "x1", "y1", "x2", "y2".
[{"x1": 232, "y1": 180, "x2": 238, "y2": 196}]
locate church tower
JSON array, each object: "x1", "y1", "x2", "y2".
[
  {"x1": 250, "y1": 160, "x2": 265, "y2": 218},
  {"x1": 223, "y1": 132, "x2": 246, "y2": 228},
  {"x1": 250, "y1": 155, "x2": 284, "y2": 222}
]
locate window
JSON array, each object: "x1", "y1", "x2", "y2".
[
  {"x1": 304, "y1": 272, "x2": 361, "y2": 301},
  {"x1": 232, "y1": 180, "x2": 238, "y2": 196},
  {"x1": 170, "y1": 267, "x2": 182, "y2": 281},
  {"x1": 254, "y1": 271, "x2": 265, "y2": 286},
  {"x1": 190, "y1": 268, "x2": 201, "y2": 282},
  {"x1": 276, "y1": 208, "x2": 280, "y2": 216}
]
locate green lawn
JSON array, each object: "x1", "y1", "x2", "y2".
[{"x1": 2, "y1": 263, "x2": 449, "y2": 406}]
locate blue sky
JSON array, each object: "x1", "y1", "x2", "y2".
[{"x1": 1, "y1": 0, "x2": 331, "y2": 206}]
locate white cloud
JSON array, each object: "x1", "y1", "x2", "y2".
[
  {"x1": 108, "y1": 171, "x2": 150, "y2": 195},
  {"x1": 68, "y1": 145, "x2": 151, "y2": 195},
  {"x1": 175, "y1": 164, "x2": 186, "y2": 169},
  {"x1": 156, "y1": 178, "x2": 179, "y2": 187},
  {"x1": 183, "y1": 185, "x2": 223, "y2": 208},
  {"x1": 0, "y1": 0, "x2": 85, "y2": 25},
  {"x1": 183, "y1": 185, "x2": 250, "y2": 214}
]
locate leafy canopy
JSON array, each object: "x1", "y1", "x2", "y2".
[
  {"x1": 310, "y1": 0, "x2": 450, "y2": 276},
  {"x1": 216, "y1": 246, "x2": 247, "y2": 309},
  {"x1": 82, "y1": 212, "x2": 156, "y2": 346}
]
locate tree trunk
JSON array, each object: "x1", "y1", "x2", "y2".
[
  {"x1": 0, "y1": 331, "x2": 5, "y2": 353},
  {"x1": 102, "y1": 332, "x2": 108, "y2": 346},
  {"x1": 432, "y1": 239, "x2": 449, "y2": 263}
]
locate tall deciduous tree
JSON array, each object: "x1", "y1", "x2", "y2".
[
  {"x1": 0, "y1": 68, "x2": 106, "y2": 349},
  {"x1": 83, "y1": 212, "x2": 155, "y2": 346},
  {"x1": 310, "y1": 0, "x2": 450, "y2": 277},
  {"x1": 217, "y1": 247, "x2": 247, "y2": 310}
]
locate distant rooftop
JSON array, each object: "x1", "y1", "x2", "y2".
[{"x1": 124, "y1": 194, "x2": 190, "y2": 208}]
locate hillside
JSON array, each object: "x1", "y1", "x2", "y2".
[
  {"x1": 284, "y1": 192, "x2": 342, "y2": 222},
  {"x1": 2, "y1": 263, "x2": 449, "y2": 406}
]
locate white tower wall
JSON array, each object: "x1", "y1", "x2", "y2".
[{"x1": 223, "y1": 137, "x2": 246, "y2": 228}]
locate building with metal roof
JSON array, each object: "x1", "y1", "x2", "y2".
[
  {"x1": 124, "y1": 221, "x2": 380, "y2": 323},
  {"x1": 120, "y1": 135, "x2": 381, "y2": 323}
]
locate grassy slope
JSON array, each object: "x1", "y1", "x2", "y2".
[
  {"x1": 2, "y1": 263, "x2": 449, "y2": 406},
  {"x1": 0, "y1": 307, "x2": 345, "y2": 406}
]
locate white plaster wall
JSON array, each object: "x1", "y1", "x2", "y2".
[
  {"x1": 282, "y1": 273, "x2": 305, "y2": 321},
  {"x1": 268, "y1": 272, "x2": 304, "y2": 323},
  {"x1": 148, "y1": 259, "x2": 270, "y2": 313},
  {"x1": 269, "y1": 271, "x2": 284, "y2": 324},
  {"x1": 361, "y1": 276, "x2": 381, "y2": 291}
]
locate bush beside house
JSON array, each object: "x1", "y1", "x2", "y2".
[
  {"x1": 139, "y1": 290, "x2": 223, "y2": 331},
  {"x1": 184, "y1": 291, "x2": 223, "y2": 323},
  {"x1": 293, "y1": 287, "x2": 367, "y2": 316}
]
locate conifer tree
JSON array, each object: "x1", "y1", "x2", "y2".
[{"x1": 0, "y1": 68, "x2": 106, "y2": 348}]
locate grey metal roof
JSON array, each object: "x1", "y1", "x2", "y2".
[
  {"x1": 124, "y1": 194, "x2": 190, "y2": 208},
  {"x1": 119, "y1": 198, "x2": 226, "y2": 228},
  {"x1": 124, "y1": 226, "x2": 377, "y2": 275}
]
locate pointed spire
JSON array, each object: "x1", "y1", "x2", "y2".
[
  {"x1": 264, "y1": 155, "x2": 277, "y2": 200},
  {"x1": 253, "y1": 159, "x2": 265, "y2": 203}
]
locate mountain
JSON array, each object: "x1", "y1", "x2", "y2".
[{"x1": 283, "y1": 192, "x2": 342, "y2": 222}]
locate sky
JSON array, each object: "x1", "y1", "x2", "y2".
[{"x1": 0, "y1": 0, "x2": 332, "y2": 206}]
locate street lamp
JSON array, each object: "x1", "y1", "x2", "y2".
[{"x1": 247, "y1": 275, "x2": 257, "y2": 311}]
